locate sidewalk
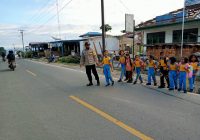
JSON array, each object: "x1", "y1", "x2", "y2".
[{"x1": 29, "y1": 58, "x2": 200, "y2": 104}]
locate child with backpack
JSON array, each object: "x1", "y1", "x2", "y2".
[{"x1": 125, "y1": 52, "x2": 133, "y2": 83}]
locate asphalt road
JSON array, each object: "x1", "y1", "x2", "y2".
[{"x1": 1, "y1": 59, "x2": 200, "y2": 140}]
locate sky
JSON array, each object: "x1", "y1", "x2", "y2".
[{"x1": 0, "y1": 0, "x2": 184, "y2": 49}]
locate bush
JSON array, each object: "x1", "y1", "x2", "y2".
[
  {"x1": 58, "y1": 55, "x2": 80, "y2": 64},
  {"x1": 25, "y1": 51, "x2": 33, "y2": 58}
]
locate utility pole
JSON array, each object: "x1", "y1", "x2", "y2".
[
  {"x1": 13, "y1": 44, "x2": 16, "y2": 55},
  {"x1": 101, "y1": 0, "x2": 106, "y2": 53},
  {"x1": 132, "y1": 20, "x2": 135, "y2": 57},
  {"x1": 56, "y1": 0, "x2": 61, "y2": 39},
  {"x1": 180, "y1": 2, "x2": 186, "y2": 57},
  {"x1": 19, "y1": 30, "x2": 25, "y2": 53}
]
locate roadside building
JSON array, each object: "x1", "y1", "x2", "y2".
[
  {"x1": 49, "y1": 39, "x2": 87, "y2": 57},
  {"x1": 135, "y1": 4, "x2": 200, "y2": 59},
  {"x1": 79, "y1": 32, "x2": 120, "y2": 55},
  {"x1": 116, "y1": 33, "x2": 133, "y2": 52},
  {"x1": 29, "y1": 42, "x2": 49, "y2": 57}
]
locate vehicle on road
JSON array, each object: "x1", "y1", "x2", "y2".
[
  {"x1": 7, "y1": 50, "x2": 16, "y2": 71},
  {"x1": 8, "y1": 60, "x2": 16, "y2": 71}
]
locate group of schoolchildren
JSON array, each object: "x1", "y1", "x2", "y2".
[{"x1": 100, "y1": 50, "x2": 199, "y2": 93}]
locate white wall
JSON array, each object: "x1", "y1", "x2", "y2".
[
  {"x1": 80, "y1": 36, "x2": 119, "y2": 55},
  {"x1": 80, "y1": 41, "x2": 85, "y2": 55},
  {"x1": 143, "y1": 22, "x2": 200, "y2": 44},
  {"x1": 165, "y1": 30, "x2": 172, "y2": 43}
]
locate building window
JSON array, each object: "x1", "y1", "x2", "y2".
[
  {"x1": 173, "y1": 28, "x2": 198, "y2": 43},
  {"x1": 147, "y1": 32, "x2": 165, "y2": 45}
]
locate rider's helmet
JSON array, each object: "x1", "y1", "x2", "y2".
[{"x1": 8, "y1": 50, "x2": 14, "y2": 54}]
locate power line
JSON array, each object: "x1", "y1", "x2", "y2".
[
  {"x1": 117, "y1": 0, "x2": 143, "y2": 24},
  {"x1": 23, "y1": 3, "x2": 56, "y2": 29},
  {"x1": 25, "y1": 0, "x2": 55, "y2": 25},
  {"x1": 118, "y1": 0, "x2": 131, "y2": 13},
  {"x1": 28, "y1": 0, "x2": 74, "y2": 34},
  {"x1": 20, "y1": 0, "x2": 68, "y2": 30}
]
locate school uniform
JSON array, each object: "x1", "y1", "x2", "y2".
[
  {"x1": 187, "y1": 64, "x2": 193, "y2": 92},
  {"x1": 125, "y1": 57, "x2": 133, "y2": 82},
  {"x1": 190, "y1": 62, "x2": 199, "y2": 87},
  {"x1": 159, "y1": 58, "x2": 169, "y2": 88},
  {"x1": 133, "y1": 59, "x2": 143, "y2": 84},
  {"x1": 178, "y1": 63, "x2": 188, "y2": 93},
  {"x1": 168, "y1": 64, "x2": 178, "y2": 90},
  {"x1": 119, "y1": 56, "x2": 126, "y2": 80},
  {"x1": 102, "y1": 56, "x2": 113, "y2": 85},
  {"x1": 146, "y1": 60, "x2": 157, "y2": 85},
  {"x1": 80, "y1": 48, "x2": 100, "y2": 85}
]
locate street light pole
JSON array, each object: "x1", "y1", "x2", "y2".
[{"x1": 101, "y1": 0, "x2": 106, "y2": 53}]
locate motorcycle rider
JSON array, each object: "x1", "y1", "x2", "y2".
[{"x1": 7, "y1": 50, "x2": 15, "y2": 67}]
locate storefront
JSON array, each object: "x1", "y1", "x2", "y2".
[{"x1": 135, "y1": 4, "x2": 200, "y2": 59}]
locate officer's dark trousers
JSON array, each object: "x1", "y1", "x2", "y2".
[{"x1": 85, "y1": 65, "x2": 99, "y2": 83}]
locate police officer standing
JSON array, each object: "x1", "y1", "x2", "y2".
[
  {"x1": 158, "y1": 52, "x2": 169, "y2": 88},
  {"x1": 80, "y1": 42, "x2": 100, "y2": 86}
]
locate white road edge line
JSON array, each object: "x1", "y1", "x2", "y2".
[{"x1": 26, "y1": 69, "x2": 37, "y2": 77}]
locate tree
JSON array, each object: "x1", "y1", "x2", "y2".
[
  {"x1": 121, "y1": 30, "x2": 126, "y2": 33},
  {"x1": 100, "y1": 24, "x2": 112, "y2": 32},
  {"x1": 0, "y1": 47, "x2": 5, "y2": 54}
]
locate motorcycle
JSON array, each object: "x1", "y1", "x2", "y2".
[
  {"x1": 8, "y1": 61, "x2": 16, "y2": 71},
  {"x1": 2, "y1": 57, "x2": 6, "y2": 62}
]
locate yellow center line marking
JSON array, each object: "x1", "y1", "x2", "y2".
[
  {"x1": 69, "y1": 95, "x2": 154, "y2": 140},
  {"x1": 26, "y1": 70, "x2": 37, "y2": 77}
]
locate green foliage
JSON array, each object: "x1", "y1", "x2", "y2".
[
  {"x1": 24, "y1": 51, "x2": 33, "y2": 58},
  {"x1": 58, "y1": 55, "x2": 80, "y2": 64},
  {"x1": 100, "y1": 24, "x2": 112, "y2": 32},
  {"x1": 0, "y1": 47, "x2": 5, "y2": 54}
]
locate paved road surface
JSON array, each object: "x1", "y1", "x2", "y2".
[{"x1": 1, "y1": 59, "x2": 200, "y2": 140}]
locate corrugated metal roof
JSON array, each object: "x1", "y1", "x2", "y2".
[{"x1": 79, "y1": 32, "x2": 102, "y2": 37}]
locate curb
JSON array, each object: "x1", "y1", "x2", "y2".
[{"x1": 141, "y1": 84, "x2": 200, "y2": 105}]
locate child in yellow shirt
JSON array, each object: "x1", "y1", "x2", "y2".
[
  {"x1": 133, "y1": 55, "x2": 144, "y2": 84},
  {"x1": 146, "y1": 55, "x2": 157, "y2": 86},
  {"x1": 101, "y1": 50, "x2": 114, "y2": 86},
  {"x1": 189, "y1": 54, "x2": 199, "y2": 91},
  {"x1": 117, "y1": 50, "x2": 126, "y2": 82}
]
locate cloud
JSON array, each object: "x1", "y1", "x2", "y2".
[{"x1": 0, "y1": 0, "x2": 183, "y2": 49}]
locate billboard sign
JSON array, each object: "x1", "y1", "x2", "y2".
[
  {"x1": 185, "y1": 0, "x2": 200, "y2": 6},
  {"x1": 125, "y1": 14, "x2": 134, "y2": 33}
]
